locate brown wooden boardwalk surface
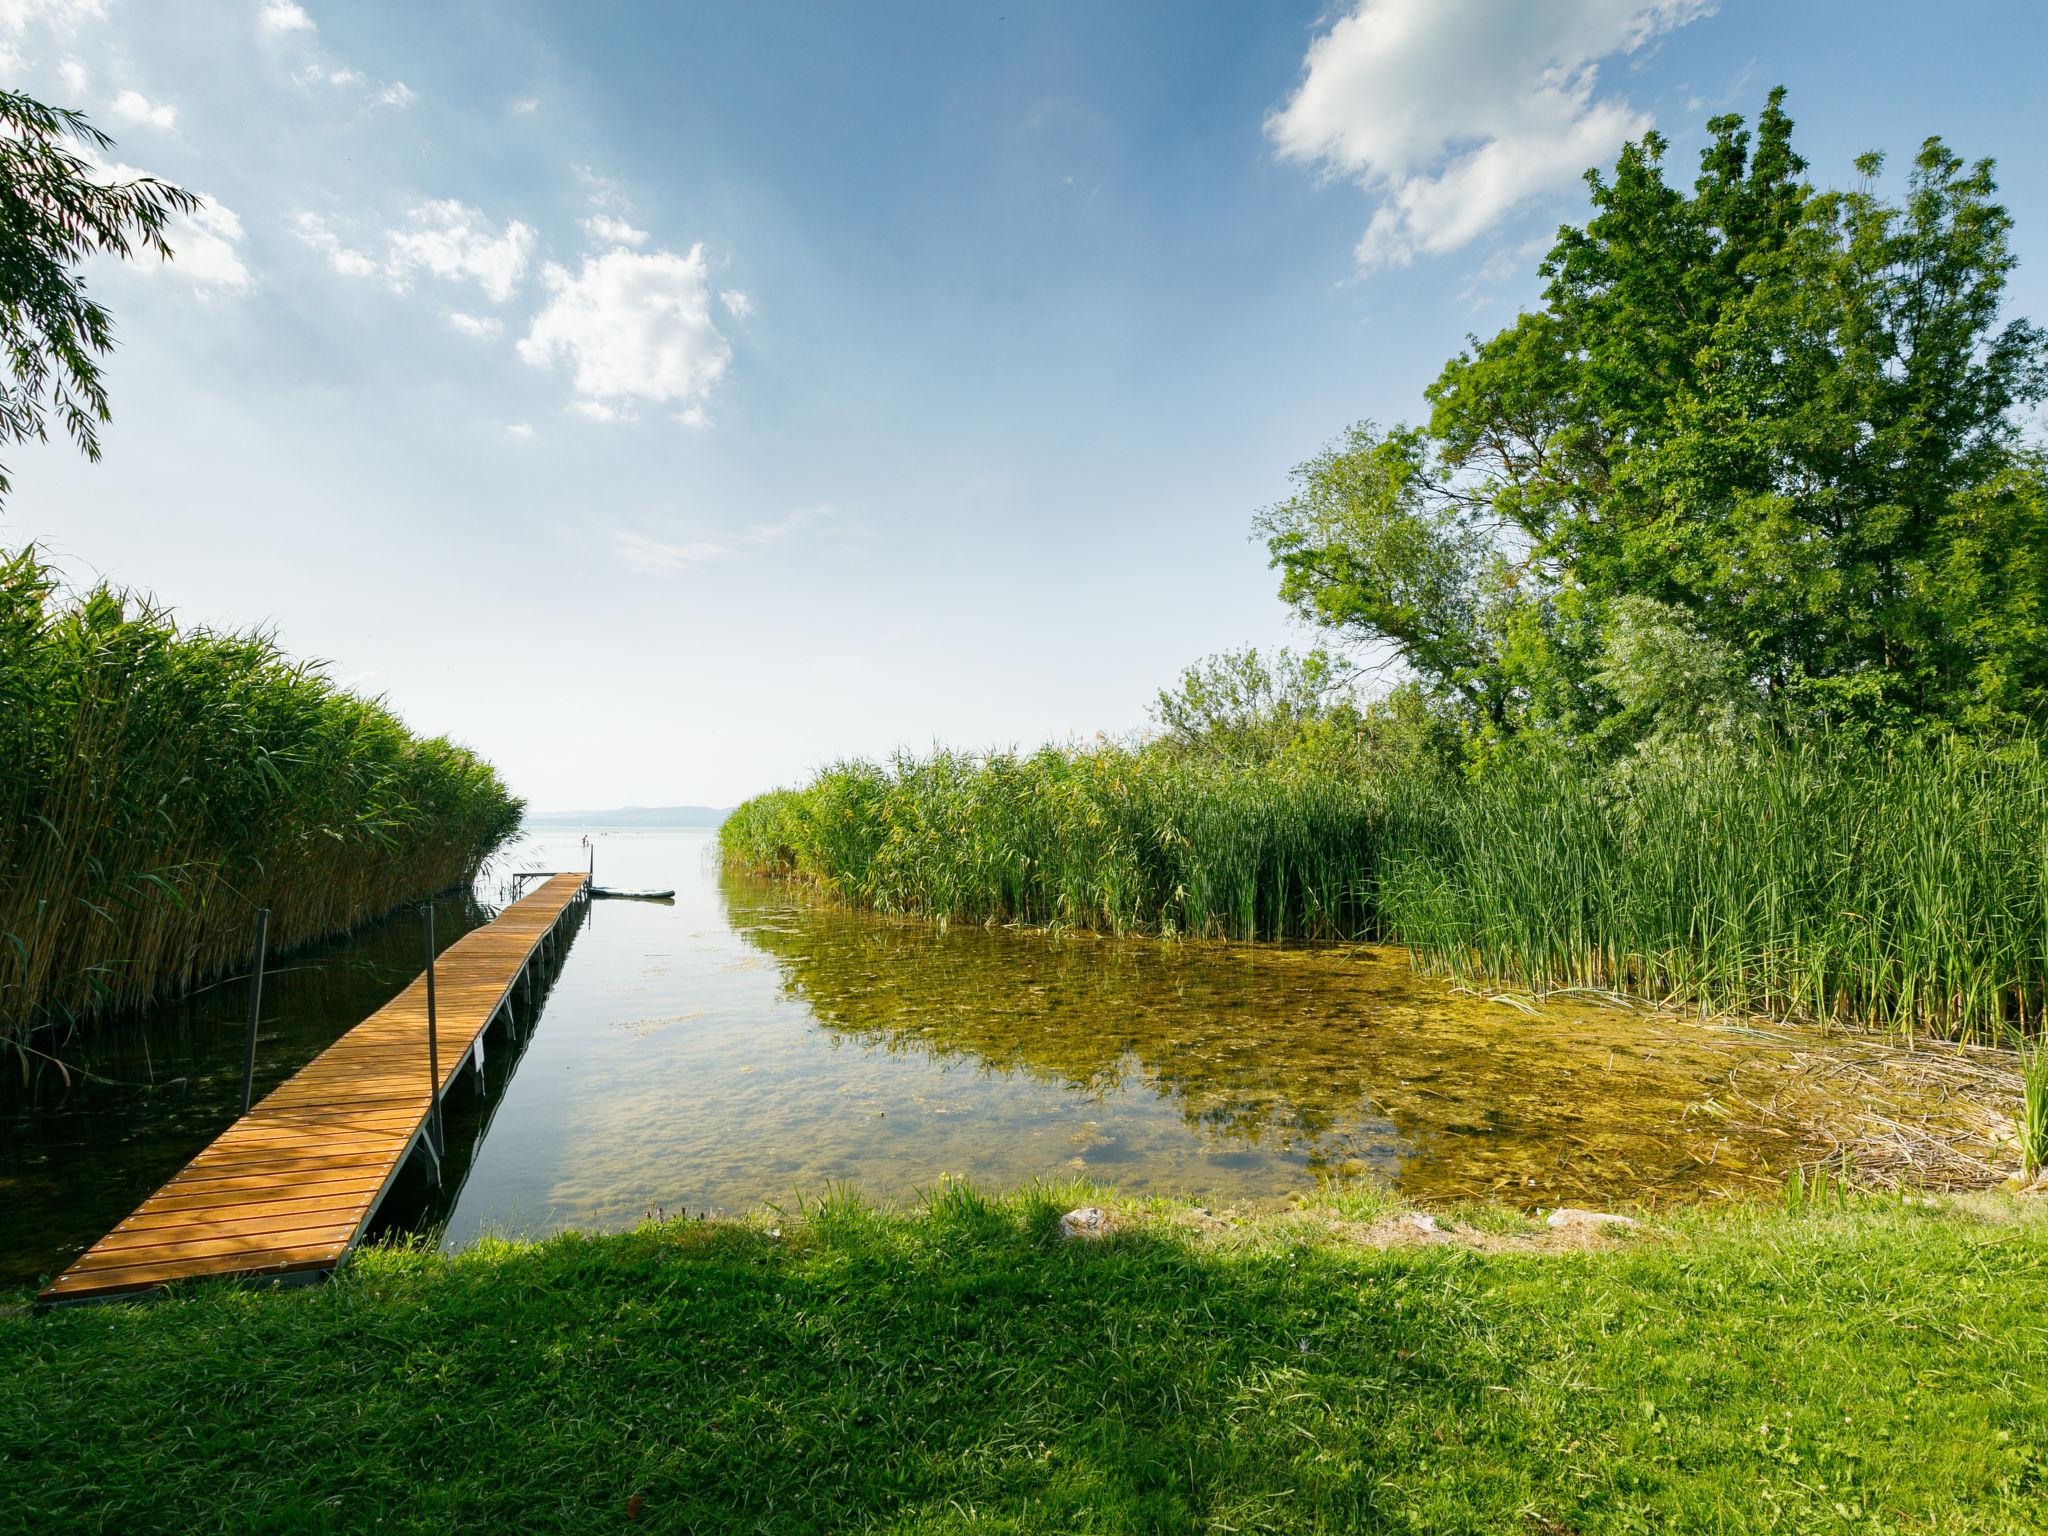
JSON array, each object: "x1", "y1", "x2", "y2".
[{"x1": 39, "y1": 873, "x2": 589, "y2": 1305}]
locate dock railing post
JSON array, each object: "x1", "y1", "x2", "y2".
[
  {"x1": 238, "y1": 908, "x2": 271, "y2": 1116},
  {"x1": 422, "y1": 903, "x2": 444, "y2": 1162}
]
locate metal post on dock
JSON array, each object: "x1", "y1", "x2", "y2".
[
  {"x1": 238, "y1": 908, "x2": 271, "y2": 1116},
  {"x1": 422, "y1": 903, "x2": 444, "y2": 1168}
]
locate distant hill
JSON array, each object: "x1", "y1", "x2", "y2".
[{"x1": 523, "y1": 805, "x2": 730, "y2": 829}]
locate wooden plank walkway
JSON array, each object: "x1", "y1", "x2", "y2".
[{"x1": 39, "y1": 873, "x2": 589, "y2": 1305}]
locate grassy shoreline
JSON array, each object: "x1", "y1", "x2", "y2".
[{"x1": 5, "y1": 1185, "x2": 2045, "y2": 1533}]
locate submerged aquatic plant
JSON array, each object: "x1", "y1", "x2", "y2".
[{"x1": 0, "y1": 547, "x2": 523, "y2": 1043}]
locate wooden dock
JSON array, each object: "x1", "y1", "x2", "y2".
[{"x1": 38, "y1": 873, "x2": 589, "y2": 1305}]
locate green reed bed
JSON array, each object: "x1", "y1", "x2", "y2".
[
  {"x1": 723, "y1": 736, "x2": 2048, "y2": 1043},
  {"x1": 0, "y1": 548, "x2": 522, "y2": 1045},
  {"x1": 722, "y1": 746, "x2": 1385, "y2": 941},
  {"x1": 1380, "y1": 740, "x2": 2048, "y2": 1043}
]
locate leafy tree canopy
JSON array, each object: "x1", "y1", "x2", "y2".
[
  {"x1": 1259, "y1": 89, "x2": 2048, "y2": 750},
  {"x1": 0, "y1": 89, "x2": 196, "y2": 501},
  {"x1": 1150, "y1": 646, "x2": 1360, "y2": 766}
]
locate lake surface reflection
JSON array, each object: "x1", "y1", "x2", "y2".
[
  {"x1": 434, "y1": 827, "x2": 1829, "y2": 1249},
  {"x1": 5, "y1": 824, "x2": 1943, "y2": 1285}
]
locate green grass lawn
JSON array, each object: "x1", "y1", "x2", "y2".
[{"x1": 4, "y1": 1186, "x2": 2045, "y2": 1534}]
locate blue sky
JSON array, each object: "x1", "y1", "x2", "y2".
[{"x1": 6, "y1": 0, "x2": 2047, "y2": 810}]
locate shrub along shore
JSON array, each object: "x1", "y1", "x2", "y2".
[
  {"x1": 720, "y1": 734, "x2": 2048, "y2": 1046},
  {"x1": 3, "y1": 1186, "x2": 2044, "y2": 1532},
  {"x1": 0, "y1": 548, "x2": 523, "y2": 1046}
]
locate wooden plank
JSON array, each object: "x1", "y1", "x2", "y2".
[
  {"x1": 42, "y1": 1248, "x2": 346, "y2": 1298},
  {"x1": 40, "y1": 872, "x2": 587, "y2": 1305},
  {"x1": 128, "y1": 1177, "x2": 388, "y2": 1215},
  {"x1": 70, "y1": 1219, "x2": 365, "y2": 1265},
  {"x1": 116, "y1": 1189, "x2": 385, "y2": 1229}
]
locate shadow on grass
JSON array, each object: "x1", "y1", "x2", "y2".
[{"x1": 3, "y1": 1185, "x2": 2046, "y2": 1533}]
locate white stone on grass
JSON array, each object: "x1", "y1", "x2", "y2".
[{"x1": 1059, "y1": 1206, "x2": 1110, "y2": 1241}]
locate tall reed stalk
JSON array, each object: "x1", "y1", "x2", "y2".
[
  {"x1": 2021, "y1": 1044, "x2": 2048, "y2": 1178},
  {"x1": 1, "y1": 548, "x2": 523, "y2": 1045},
  {"x1": 721, "y1": 734, "x2": 2048, "y2": 1045}
]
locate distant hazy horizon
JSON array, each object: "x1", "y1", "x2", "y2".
[{"x1": 523, "y1": 806, "x2": 728, "y2": 828}]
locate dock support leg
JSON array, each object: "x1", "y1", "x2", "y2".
[
  {"x1": 238, "y1": 908, "x2": 271, "y2": 1116},
  {"x1": 422, "y1": 904, "x2": 446, "y2": 1160}
]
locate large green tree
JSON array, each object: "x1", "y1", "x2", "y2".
[
  {"x1": 1260, "y1": 90, "x2": 2048, "y2": 746},
  {"x1": 0, "y1": 89, "x2": 196, "y2": 501}
]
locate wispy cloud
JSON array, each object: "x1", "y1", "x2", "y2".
[
  {"x1": 613, "y1": 529, "x2": 728, "y2": 576},
  {"x1": 611, "y1": 507, "x2": 842, "y2": 579},
  {"x1": 583, "y1": 213, "x2": 650, "y2": 248},
  {"x1": 297, "y1": 201, "x2": 535, "y2": 303},
  {"x1": 171, "y1": 199, "x2": 255, "y2": 293},
  {"x1": 296, "y1": 62, "x2": 362, "y2": 86},
  {"x1": 99, "y1": 156, "x2": 251, "y2": 293},
  {"x1": 742, "y1": 505, "x2": 832, "y2": 545},
  {"x1": 291, "y1": 209, "x2": 379, "y2": 277}
]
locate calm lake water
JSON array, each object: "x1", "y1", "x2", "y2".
[{"x1": 0, "y1": 825, "x2": 1989, "y2": 1286}]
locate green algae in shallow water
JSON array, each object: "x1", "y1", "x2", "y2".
[
  {"x1": 718, "y1": 874, "x2": 2018, "y2": 1208},
  {"x1": 453, "y1": 837, "x2": 2016, "y2": 1241}
]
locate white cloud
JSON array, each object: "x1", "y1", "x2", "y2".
[
  {"x1": 510, "y1": 94, "x2": 540, "y2": 115},
  {"x1": 95, "y1": 157, "x2": 250, "y2": 293},
  {"x1": 445, "y1": 310, "x2": 502, "y2": 339},
  {"x1": 172, "y1": 199, "x2": 254, "y2": 292},
  {"x1": 290, "y1": 209, "x2": 379, "y2": 277},
  {"x1": 296, "y1": 62, "x2": 362, "y2": 86},
  {"x1": 718, "y1": 289, "x2": 753, "y2": 321},
  {"x1": 613, "y1": 529, "x2": 727, "y2": 576},
  {"x1": 57, "y1": 57, "x2": 85, "y2": 92},
  {"x1": 506, "y1": 421, "x2": 535, "y2": 439},
  {"x1": 385, "y1": 200, "x2": 534, "y2": 303},
  {"x1": 110, "y1": 88, "x2": 176, "y2": 130},
  {"x1": 1267, "y1": 0, "x2": 1714, "y2": 267},
  {"x1": 0, "y1": 0, "x2": 106, "y2": 33},
  {"x1": 258, "y1": 1, "x2": 314, "y2": 33},
  {"x1": 583, "y1": 214, "x2": 649, "y2": 248},
  {"x1": 519, "y1": 245, "x2": 733, "y2": 424},
  {"x1": 376, "y1": 80, "x2": 415, "y2": 108}
]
